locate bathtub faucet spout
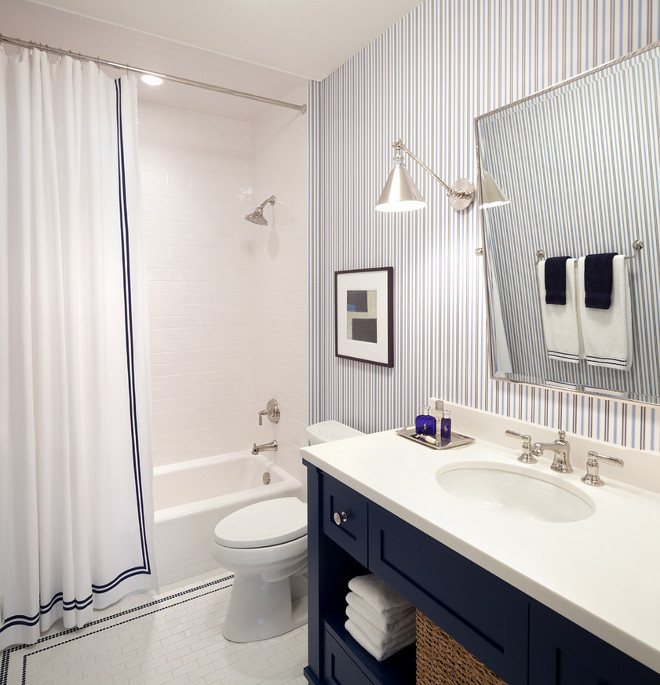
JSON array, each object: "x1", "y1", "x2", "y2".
[{"x1": 251, "y1": 440, "x2": 278, "y2": 455}]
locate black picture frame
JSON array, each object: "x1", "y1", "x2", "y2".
[{"x1": 334, "y1": 267, "x2": 394, "y2": 367}]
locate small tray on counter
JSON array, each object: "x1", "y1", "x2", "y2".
[{"x1": 396, "y1": 426, "x2": 475, "y2": 450}]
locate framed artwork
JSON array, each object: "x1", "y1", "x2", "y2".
[{"x1": 335, "y1": 267, "x2": 394, "y2": 367}]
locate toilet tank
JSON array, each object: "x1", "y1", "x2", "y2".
[{"x1": 306, "y1": 420, "x2": 364, "y2": 445}]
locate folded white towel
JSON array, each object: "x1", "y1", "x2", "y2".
[
  {"x1": 577, "y1": 255, "x2": 632, "y2": 370},
  {"x1": 345, "y1": 612, "x2": 416, "y2": 651},
  {"x1": 347, "y1": 574, "x2": 412, "y2": 616},
  {"x1": 345, "y1": 618, "x2": 416, "y2": 662},
  {"x1": 536, "y1": 259, "x2": 582, "y2": 363},
  {"x1": 346, "y1": 592, "x2": 414, "y2": 633},
  {"x1": 346, "y1": 605, "x2": 415, "y2": 644}
]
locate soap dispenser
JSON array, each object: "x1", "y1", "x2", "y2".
[{"x1": 415, "y1": 406, "x2": 436, "y2": 436}]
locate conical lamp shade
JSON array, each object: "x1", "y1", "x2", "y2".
[
  {"x1": 375, "y1": 162, "x2": 426, "y2": 213},
  {"x1": 480, "y1": 171, "x2": 510, "y2": 208}
]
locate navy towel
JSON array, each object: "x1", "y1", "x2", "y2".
[
  {"x1": 544, "y1": 256, "x2": 571, "y2": 305},
  {"x1": 584, "y1": 252, "x2": 617, "y2": 309}
]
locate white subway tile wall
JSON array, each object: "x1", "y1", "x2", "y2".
[
  {"x1": 140, "y1": 103, "x2": 253, "y2": 465},
  {"x1": 140, "y1": 97, "x2": 309, "y2": 470},
  {"x1": 309, "y1": 0, "x2": 660, "y2": 449}
]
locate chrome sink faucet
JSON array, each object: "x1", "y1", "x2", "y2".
[
  {"x1": 531, "y1": 430, "x2": 572, "y2": 473},
  {"x1": 251, "y1": 439, "x2": 278, "y2": 455}
]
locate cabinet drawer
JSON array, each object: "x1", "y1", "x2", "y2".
[
  {"x1": 369, "y1": 503, "x2": 528, "y2": 685},
  {"x1": 321, "y1": 473, "x2": 368, "y2": 565},
  {"x1": 323, "y1": 628, "x2": 374, "y2": 685}
]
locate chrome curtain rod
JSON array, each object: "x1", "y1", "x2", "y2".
[{"x1": 0, "y1": 33, "x2": 307, "y2": 114}]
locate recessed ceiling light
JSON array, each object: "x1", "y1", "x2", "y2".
[{"x1": 141, "y1": 74, "x2": 164, "y2": 87}]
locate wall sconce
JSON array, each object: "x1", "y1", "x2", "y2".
[
  {"x1": 479, "y1": 170, "x2": 510, "y2": 209},
  {"x1": 375, "y1": 138, "x2": 475, "y2": 213}
]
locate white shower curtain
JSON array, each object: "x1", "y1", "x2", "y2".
[{"x1": 0, "y1": 48, "x2": 155, "y2": 650}]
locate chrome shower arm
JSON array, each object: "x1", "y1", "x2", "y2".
[{"x1": 256, "y1": 195, "x2": 276, "y2": 210}]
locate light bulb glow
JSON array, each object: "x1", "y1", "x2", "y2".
[{"x1": 141, "y1": 74, "x2": 164, "y2": 87}]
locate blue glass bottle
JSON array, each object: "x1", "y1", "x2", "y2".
[
  {"x1": 415, "y1": 406, "x2": 436, "y2": 436},
  {"x1": 440, "y1": 410, "x2": 452, "y2": 441}
]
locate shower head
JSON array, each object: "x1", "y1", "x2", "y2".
[{"x1": 245, "y1": 195, "x2": 276, "y2": 226}]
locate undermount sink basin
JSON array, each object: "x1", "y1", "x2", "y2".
[{"x1": 436, "y1": 463, "x2": 595, "y2": 523}]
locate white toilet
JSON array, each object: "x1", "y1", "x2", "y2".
[
  {"x1": 212, "y1": 421, "x2": 364, "y2": 643},
  {"x1": 306, "y1": 419, "x2": 364, "y2": 445},
  {"x1": 212, "y1": 497, "x2": 308, "y2": 642}
]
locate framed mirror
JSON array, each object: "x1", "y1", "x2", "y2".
[{"x1": 475, "y1": 41, "x2": 660, "y2": 405}]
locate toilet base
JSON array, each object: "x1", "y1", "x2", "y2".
[{"x1": 222, "y1": 572, "x2": 308, "y2": 643}]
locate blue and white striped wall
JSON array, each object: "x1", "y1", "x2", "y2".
[{"x1": 309, "y1": 0, "x2": 660, "y2": 449}]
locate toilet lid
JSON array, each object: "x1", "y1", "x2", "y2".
[{"x1": 213, "y1": 497, "x2": 307, "y2": 549}]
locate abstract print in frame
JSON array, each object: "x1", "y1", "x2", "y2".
[{"x1": 335, "y1": 267, "x2": 394, "y2": 367}]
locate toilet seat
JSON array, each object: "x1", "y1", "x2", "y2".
[{"x1": 214, "y1": 497, "x2": 306, "y2": 549}]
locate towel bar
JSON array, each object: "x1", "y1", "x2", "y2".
[{"x1": 535, "y1": 239, "x2": 643, "y2": 264}]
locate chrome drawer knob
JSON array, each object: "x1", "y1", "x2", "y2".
[{"x1": 333, "y1": 511, "x2": 348, "y2": 526}]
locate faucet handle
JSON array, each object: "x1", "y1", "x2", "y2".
[
  {"x1": 505, "y1": 430, "x2": 537, "y2": 464},
  {"x1": 581, "y1": 450, "x2": 624, "y2": 487},
  {"x1": 257, "y1": 398, "x2": 280, "y2": 426},
  {"x1": 558, "y1": 430, "x2": 567, "y2": 441}
]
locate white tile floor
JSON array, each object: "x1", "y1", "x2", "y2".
[{"x1": 0, "y1": 570, "x2": 308, "y2": 685}]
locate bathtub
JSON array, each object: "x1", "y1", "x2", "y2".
[{"x1": 153, "y1": 452, "x2": 304, "y2": 586}]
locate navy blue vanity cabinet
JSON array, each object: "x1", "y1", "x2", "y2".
[
  {"x1": 303, "y1": 461, "x2": 660, "y2": 685},
  {"x1": 323, "y1": 628, "x2": 375, "y2": 685},
  {"x1": 529, "y1": 602, "x2": 660, "y2": 685},
  {"x1": 368, "y1": 503, "x2": 529, "y2": 685},
  {"x1": 305, "y1": 465, "x2": 416, "y2": 685}
]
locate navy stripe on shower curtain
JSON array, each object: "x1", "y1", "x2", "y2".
[
  {"x1": 0, "y1": 79, "x2": 150, "y2": 637},
  {"x1": 105, "y1": 78, "x2": 152, "y2": 586}
]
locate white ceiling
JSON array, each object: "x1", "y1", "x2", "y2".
[{"x1": 28, "y1": 0, "x2": 424, "y2": 82}]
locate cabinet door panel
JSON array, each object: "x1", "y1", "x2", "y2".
[
  {"x1": 321, "y1": 472, "x2": 368, "y2": 565},
  {"x1": 529, "y1": 602, "x2": 660, "y2": 685},
  {"x1": 323, "y1": 630, "x2": 374, "y2": 685},
  {"x1": 369, "y1": 503, "x2": 528, "y2": 685}
]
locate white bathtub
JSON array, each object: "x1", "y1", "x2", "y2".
[{"x1": 153, "y1": 452, "x2": 304, "y2": 586}]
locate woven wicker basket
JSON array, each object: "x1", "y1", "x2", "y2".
[{"x1": 416, "y1": 611, "x2": 507, "y2": 685}]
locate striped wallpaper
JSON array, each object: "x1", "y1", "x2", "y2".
[{"x1": 309, "y1": 0, "x2": 660, "y2": 450}]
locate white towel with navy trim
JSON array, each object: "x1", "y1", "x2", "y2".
[
  {"x1": 577, "y1": 255, "x2": 632, "y2": 370},
  {"x1": 536, "y1": 259, "x2": 581, "y2": 363}
]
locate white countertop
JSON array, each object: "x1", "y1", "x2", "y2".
[{"x1": 302, "y1": 423, "x2": 660, "y2": 674}]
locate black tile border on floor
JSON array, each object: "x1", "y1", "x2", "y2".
[{"x1": 0, "y1": 574, "x2": 234, "y2": 685}]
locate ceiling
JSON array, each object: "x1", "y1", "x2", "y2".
[{"x1": 28, "y1": 0, "x2": 424, "y2": 82}]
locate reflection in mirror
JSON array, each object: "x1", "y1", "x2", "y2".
[{"x1": 475, "y1": 41, "x2": 660, "y2": 404}]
